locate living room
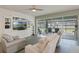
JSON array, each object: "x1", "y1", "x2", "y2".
[{"x1": 0, "y1": 5, "x2": 79, "y2": 53}]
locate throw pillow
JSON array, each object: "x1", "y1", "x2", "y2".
[{"x1": 2, "y1": 34, "x2": 14, "y2": 42}]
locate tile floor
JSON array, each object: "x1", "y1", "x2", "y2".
[{"x1": 56, "y1": 32, "x2": 79, "y2": 53}]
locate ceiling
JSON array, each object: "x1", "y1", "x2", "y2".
[{"x1": 0, "y1": 5, "x2": 79, "y2": 16}]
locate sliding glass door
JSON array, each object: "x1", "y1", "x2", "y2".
[
  {"x1": 37, "y1": 20, "x2": 46, "y2": 35},
  {"x1": 37, "y1": 15, "x2": 77, "y2": 39}
]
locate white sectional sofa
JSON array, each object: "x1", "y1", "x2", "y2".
[
  {"x1": 0, "y1": 30, "x2": 62, "y2": 53},
  {"x1": 1, "y1": 34, "x2": 40, "y2": 53},
  {"x1": 1, "y1": 34, "x2": 26, "y2": 53},
  {"x1": 25, "y1": 33, "x2": 61, "y2": 53}
]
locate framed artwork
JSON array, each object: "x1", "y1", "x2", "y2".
[
  {"x1": 13, "y1": 17, "x2": 27, "y2": 30},
  {"x1": 5, "y1": 25, "x2": 10, "y2": 28},
  {"x1": 5, "y1": 18, "x2": 11, "y2": 29}
]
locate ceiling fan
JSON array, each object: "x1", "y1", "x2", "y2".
[{"x1": 27, "y1": 5, "x2": 43, "y2": 12}]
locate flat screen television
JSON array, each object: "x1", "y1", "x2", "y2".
[{"x1": 13, "y1": 21, "x2": 27, "y2": 30}]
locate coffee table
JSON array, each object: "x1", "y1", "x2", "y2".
[{"x1": 25, "y1": 35, "x2": 41, "y2": 45}]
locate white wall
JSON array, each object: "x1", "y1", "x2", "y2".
[{"x1": 0, "y1": 8, "x2": 34, "y2": 41}]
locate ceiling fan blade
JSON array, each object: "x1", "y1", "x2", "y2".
[
  {"x1": 25, "y1": 5, "x2": 43, "y2": 11},
  {"x1": 35, "y1": 9, "x2": 43, "y2": 11}
]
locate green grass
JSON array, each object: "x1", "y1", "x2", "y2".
[{"x1": 63, "y1": 28, "x2": 75, "y2": 32}]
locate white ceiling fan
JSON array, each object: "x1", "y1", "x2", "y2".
[{"x1": 26, "y1": 5, "x2": 43, "y2": 12}]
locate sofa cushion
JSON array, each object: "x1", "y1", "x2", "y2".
[
  {"x1": 13, "y1": 36, "x2": 20, "y2": 40},
  {"x1": 2, "y1": 34, "x2": 14, "y2": 42}
]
